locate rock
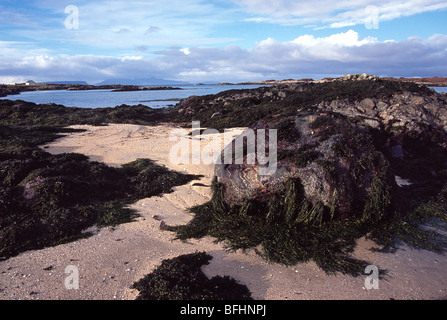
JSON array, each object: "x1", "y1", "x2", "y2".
[
  {"x1": 215, "y1": 113, "x2": 395, "y2": 222},
  {"x1": 362, "y1": 119, "x2": 381, "y2": 128},
  {"x1": 212, "y1": 78, "x2": 447, "y2": 225},
  {"x1": 391, "y1": 145, "x2": 404, "y2": 159},
  {"x1": 278, "y1": 91, "x2": 287, "y2": 99},
  {"x1": 376, "y1": 101, "x2": 389, "y2": 110},
  {"x1": 341, "y1": 74, "x2": 379, "y2": 81},
  {"x1": 359, "y1": 98, "x2": 375, "y2": 110},
  {"x1": 410, "y1": 95, "x2": 425, "y2": 105}
]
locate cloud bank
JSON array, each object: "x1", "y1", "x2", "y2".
[{"x1": 1, "y1": 30, "x2": 446, "y2": 84}]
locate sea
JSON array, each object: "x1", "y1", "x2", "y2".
[
  {"x1": 1, "y1": 85, "x2": 446, "y2": 109},
  {"x1": 432, "y1": 87, "x2": 447, "y2": 94},
  {"x1": 0, "y1": 84, "x2": 267, "y2": 109}
]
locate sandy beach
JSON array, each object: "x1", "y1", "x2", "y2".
[{"x1": 1, "y1": 123, "x2": 446, "y2": 300}]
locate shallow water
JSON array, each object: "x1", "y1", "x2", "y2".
[
  {"x1": 0, "y1": 84, "x2": 266, "y2": 109},
  {"x1": 430, "y1": 87, "x2": 447, "y2": 94}
]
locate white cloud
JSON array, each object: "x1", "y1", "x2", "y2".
[
  {"x1": 1, "y1": 31, "x2": 446, "y2": 84},
  {"x1": 236, "y1": 0, "x2": 447, "y2": 28},
  {"x1": 292, "y1": 30, "x2": 377, "y2": 47}
]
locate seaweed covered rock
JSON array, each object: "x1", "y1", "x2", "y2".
[
  {"x1": 215, "y1": 113, "x2": 396, "y2": 225},
  {"x1": 171, "y1": 77, "x2": 447, "y2": 274}
]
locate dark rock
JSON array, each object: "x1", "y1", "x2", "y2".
[
  {"x1": 213, "y1": 78, "x2": 447, "y2": 223},
  {"x1": 215, "y1": 113, "x2": 395, "y2": 223}
]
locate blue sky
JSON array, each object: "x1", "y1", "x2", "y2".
[{"x1": 1, "y1": 0, "x2": 447, "y2": 83}]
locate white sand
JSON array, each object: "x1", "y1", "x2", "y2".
[{"x1": 1, "y1": 123, "x2": 446, "y2": 300}]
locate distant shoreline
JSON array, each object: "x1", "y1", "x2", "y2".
[
  {"x1": 2, "y1": 76, "x2": 447, "y2": 99},
  {"x1": 0, "y1": 83, "x2": 182, "y2": 98},
  {"x1": 110, "y1": 86, "x2": 182, "y2": 92},
  {"x1": 218, "y1": 76, "x2": 447, "y2": 87}
]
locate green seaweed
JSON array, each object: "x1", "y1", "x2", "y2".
[
  {"x1": 168, "y1": 177, "x2": 372, "y2": 275},
  {"x1": 0, "y1": 125, "x2": 200, "y2": 259},
  {"x1": 131, "y1": 251, "x2": 253, "y2": 300},
  {"x1": 170, "y1": 145, "x2": 447, "y2": 276},
  {"x1": 0, "y1": 100, "x2": 167, "y2": 127}
]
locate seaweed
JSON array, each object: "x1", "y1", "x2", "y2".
[
  {"x1": 169, "y1": 172, "x2": 447, "y2": 276},
  {"x1": 0, "y1": 100, "x2": 169, "y2": 127},
  {"x1": 169, "y1": 108, "x2": 447, "y2": 276},
  {"x1": 278, "y1": 146, "x2": 320, "y2": 168},
  {"x1": 131, "y1": 251, "x2": 253, "y2": 300},
  {"x1": 0, "y1": 125, "x2": 200, "y2": 259},
  {"x1": 168, "y1": 178, "x2": 372, "y2": 275}
]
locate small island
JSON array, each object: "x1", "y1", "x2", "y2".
[{"x1": 110, "y1": 86, "x2": 182, "y2": 92}]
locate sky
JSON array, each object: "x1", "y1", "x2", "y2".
[{"x1": 0, "y1": 0, "x2": 447, "y2": 84}]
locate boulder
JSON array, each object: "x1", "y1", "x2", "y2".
[
  {"x1": 215, "y1": 113, "x2": 395, "y2": 224},
  {"x1": 214, "y1": 78, "x2": 447, "y2": 225}
]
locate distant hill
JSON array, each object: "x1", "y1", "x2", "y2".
[
  {"x1": 45, "y1": 81, "x2": 89, "y2": 85},
  {"x1": 96, "y1": 77, "x2": 191, "y2": 86}
]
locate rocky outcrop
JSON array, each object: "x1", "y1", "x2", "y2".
[
  {"x1": 316, "y1": 90, "x2": 447, "y2": 137},
  {"x1": 215, "y1": 112, "x2": 396, "y2": 225},
  {"x1": 212, "y1": 77, "x2": 447, "y2": 222},
  {"x1": 169, "y1": 76, "x2": 447, "y2": 272}
]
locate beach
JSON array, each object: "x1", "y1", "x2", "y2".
[{"x1": 1, "y1": 123, "x2": 446, "y2": 300}]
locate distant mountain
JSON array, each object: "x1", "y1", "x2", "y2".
[
  {"x1": 45, "y1": 81, "x2": 89, "y2": 85},
  {"x1": 96, "y1": 77, "x2": 191, "y2": 86}
]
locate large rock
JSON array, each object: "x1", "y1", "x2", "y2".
[
  {"x1": 215, "y1": 113, "x2": 395, "y2": 224},
  {"x1": 214, "y1": 78, "x2": 447, "y2": 226},
  {"x1": 317, "y1": 90, "x2": 447, "y2": 140}
]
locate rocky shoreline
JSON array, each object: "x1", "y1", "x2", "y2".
[
  {"x1": 1, "y1": 74, "x2": 447, "y2": 299},
  {"x1": 2, "y1": 75, "x2": 446, "y2": 99},
  {"x1": 223, "y1": 74, "x2": 447, "y2": 87}
]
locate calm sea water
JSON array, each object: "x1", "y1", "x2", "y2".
[
  {"x1": 431, "y1": 87, "x2": 447, "y2": 94},
  {"x1": 2, "y1": 85, "x2": 446, "y2": 109},
  {"x1": 0, "y1": 85, "x2": 266, "y2": 109}
]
